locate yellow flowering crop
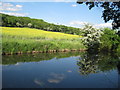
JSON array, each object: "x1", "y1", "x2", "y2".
[{"x1": 1, "y1": 27, "x2": 82, "y2": 40}]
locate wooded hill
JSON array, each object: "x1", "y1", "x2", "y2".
[{"x1": 0, "y1": 13, "x2": 82, "y2": 35}]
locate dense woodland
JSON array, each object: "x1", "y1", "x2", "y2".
[{"x1": 0, "y1": 13, "x2": 82, "y2": 35}]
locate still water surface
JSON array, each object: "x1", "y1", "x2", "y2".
[{"x1": 2, "y1": 52, "x2": 120, "y2": 88}]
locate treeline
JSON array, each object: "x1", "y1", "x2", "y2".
[{"x1": 0, "y1": 13, "x2": 81, "y2": 35}]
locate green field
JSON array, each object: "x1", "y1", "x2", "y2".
[{"x1": 1, "y1": 27, "x2": 86, "y2": 55}]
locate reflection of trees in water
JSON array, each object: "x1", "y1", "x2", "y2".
[
  {"x1": 2, "y1": 52, "x2": 84, "y2": 65},
  {"x1": 77, "y1": 60, "x2": 99, "y2": 75},
  {"x1": 77, "y1": 52, "x2": 120, "y2": 75},
  {"x1": 2, "y1": 51, "x2": 120, "y2": 75},
  {"x1": 117, "y1": 62, "x2": 120, "y2": 74},
  {"x1": 77, "y1": 53, "x2": 100, "y2": 75}
]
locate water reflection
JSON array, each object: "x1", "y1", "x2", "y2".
[
  {"x1": 2, "y1": 51, "x2": 120, "y2": 88},
  {"x1": 34, "y1": 79, "x2": 45, "y2": 87},
  {"x1": 48, "y1": 73, "x2": 65, "y2": 84},
  {"x1": 2, "y1": 52, "x2": 120, "y2": 75},
  {"x1": 77, "y1": 52, "x2": 120, "y2": 75},
  {"x1": 2, "y1": 52, "x2": 84, "y2": 65}
]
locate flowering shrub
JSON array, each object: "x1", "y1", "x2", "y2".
[
  {"x1": 81, "y1": 24, "x2": 103, "y2": 51},
  {"x1": 81, "y1": 24, "x2": 120, "y2": 52}
]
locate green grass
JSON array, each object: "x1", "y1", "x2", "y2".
[{"x1": 1, "y1": 27, "x2": 86, "y2": 54}]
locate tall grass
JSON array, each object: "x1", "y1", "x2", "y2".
[{"x1": 1, "y1": 27, "x2": 86, "y2": 55}]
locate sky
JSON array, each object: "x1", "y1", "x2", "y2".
[{"x1": 0, "y1": 1, "x2": 112, "y2": 28}]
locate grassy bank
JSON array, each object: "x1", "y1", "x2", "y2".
[{"x1": 1, "y1": 27, "x2": 86, "y2": 55}]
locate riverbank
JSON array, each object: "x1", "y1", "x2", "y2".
[
  {"x1": 2, "y1": 49, "x2": 87, "y2": 55},
  {"x1": 1, "y1": 27, "x2": 86, "y2": 55}
]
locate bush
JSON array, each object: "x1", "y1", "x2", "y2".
[
  {"x1": 99, "y1": 28, "x2": 120, "y2": 52},
  {"x1": 81, "y1": 24, "x2": 103, "y2": 52}
]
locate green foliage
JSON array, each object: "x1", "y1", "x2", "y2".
[
  {"x1": 81, "y1": 24, "x2": 103, "y2": 51},
  {"x1": 100, "y1": 28, "x2": 120, "y2": 52},
  {"x1": 81, "y1": 24, "x2": 120, "y2": 52},
  {"x1": 116, "y1": 45, "x2": 120, "y2": 54},
  {"x1": 0, "y1": 13, "x2": 82, "y2": 35}
]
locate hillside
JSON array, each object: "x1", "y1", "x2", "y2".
[
  {"x1": 1, "y1": 13, "x2": 82, "y2": 35},
  {"x1": 1, "y1": 27, "x2": 86, "y2": 55}
]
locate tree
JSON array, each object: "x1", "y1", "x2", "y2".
[
  {"x1": 81, "y1": 24, "x2": 103, "y2": 52},
  {"x1": 1, "y1": 13, "x2": 82, "y2": 35},
  {"x1": 28, "y1": 23, "x2": 32, "y2": 28},
  {"x1": 77, "y1": 1, "x2": 120, "y2": 30},
  {"x1": 99, "y1": 28, "x2": 120, "y2": 52}
]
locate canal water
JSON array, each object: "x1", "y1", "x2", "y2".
[{"x1": 2, "y1": 52, "x2": 120, "y2": 88}]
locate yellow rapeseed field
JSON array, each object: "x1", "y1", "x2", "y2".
[
  {"x1": 1, "y1": 27, "x2": 81, "y2": 40},
  {"x1": 1, "y1": 27, "x2": 85, "y2": 55}
]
